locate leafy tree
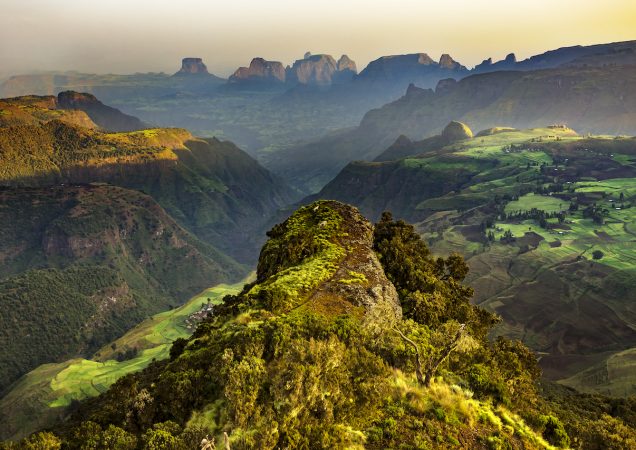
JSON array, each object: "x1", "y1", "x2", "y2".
[{"x1": 373, "y1": 212, "x2": 497, "y2": 337}]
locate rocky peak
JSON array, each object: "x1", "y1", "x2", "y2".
[
  {"x1": 229, "y1": 58, "x2": 286, "y2": 83},
  {"x1": 175, "y1": 57, "x2": 209, "y2": 75},
  {"x1": 474, "y1": 57, "x2": 493, "y2": 71},
  {"x1": 286, "y1": 54, "x2": 338, "y2": 86},
  {"x1": 406, "y1": 83, "x2": 428, "y2": 97},
  {"x1": 441, "y1": 121, "x2": 474, "y2": 143},
  {"x1": 254, "y1": 200, "x2": 401, "y2": 325},
  {"x1": 504, "y1": 52, "x2": 517, "y2": 64},
  {"x1": 417, "y1": 53, "x2": 435, "y2": 65},
  {"x1": 337, "y1": 54, "x2": 357, "y2": 73},
  {"x1": 439, "y1": 54, "x2": 460, "y2": 69}
]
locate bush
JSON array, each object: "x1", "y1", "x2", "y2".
[{"x1": 592, "y1": 250, "x2": 604, "y2": 260}]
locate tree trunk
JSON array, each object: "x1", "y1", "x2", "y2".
[
  {"x1": 393, "y1": 326, "x2": 426, "y2": 386},
  {"x1": 424, "y1": 324, "x2": 466, "y2": 386}
]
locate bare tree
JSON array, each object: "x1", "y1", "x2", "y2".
[{"x1": 394, "y1": 323, "x2": 466, "y2": 387}]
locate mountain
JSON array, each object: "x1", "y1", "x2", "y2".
[
  {"x1": 229, "y1": 58, "x2": 287, "y2": 87},
  {"x1": 272, "y1": 63, "x2": 636, "y2": 192},
  {"x1": 474, "y1": 40, "x2": 636, "y2": 73},
  {"x1": 355, "y1": 52, "x2": 469, "y2": 90},
  {"x1": 301, "y1": 127, "x2": 636, "y2": 397},
  {"x1": 0, "y1": 95, "x2": 297, "y2": 262},
  {"x1": 174, "y1": 57, "x2": 210, "y2": 76},
  {"x1": 6, "y1": 200, "x2": 636, "y2": 448},
  {"x1": 0, "y1": 184, "x2": 243, "y2": 394},
  {"x1": 3, "y1": 41, "x2": 633, "y2": 173},
  {"x1": 0, "y1": 93, "x2": 296, "y2": 396},
  {"x1": 286, "y1": 53, "x2": 358, "y2": 86}
]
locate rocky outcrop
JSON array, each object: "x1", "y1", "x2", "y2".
[
  {"x1": 286, "y1": 54, "x2": 338, "y2": 86},
  {"x1": 174, "y1": 57, "x2": 209, "y2": 75},
  {"x1": 333, "y1": 55, "x2": 358, "y2": 83},
  {"x1": 229, "y1": 58, "x2": 286, "y2": 85},
  {"x1": 337, "y1": 55, "x2": 357, "y2": 73},
  {"x1": 57, "y1": 91, "x2": 146, "y2": 132},
  {"x1": 439, "y1": 54, "x2": 465, "y2": 71},
  {"x1": 254, "y1": 200, "x2": 402, "y2": 325}
]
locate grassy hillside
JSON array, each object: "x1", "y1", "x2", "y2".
[
  {"x1": 0, "y1": 98, "x2": 296, "y2": 262},
  {"x1": 308, "y1": 127, "x2": 636, "y2": 395},
  {"x1": 0, "y1": 279, "x2": 247, "y2": 441},
  {"x1": 0, "y1": 185, "x2": 244, "y2": 394}
]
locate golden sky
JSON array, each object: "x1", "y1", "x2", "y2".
[{"x1": 1, "y1": 0, "x2": 635, "y2": 77}]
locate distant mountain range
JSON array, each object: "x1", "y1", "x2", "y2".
[
  {"x1": 2, "y1": 40, "x2": 634, "y2": 178},
  {"x1": 270, "y1": 61, "x2": 636, "y2": 192}
]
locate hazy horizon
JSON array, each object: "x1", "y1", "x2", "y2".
[{"x1": 2, "y1": 0, "x2": 635, "y2": 78}]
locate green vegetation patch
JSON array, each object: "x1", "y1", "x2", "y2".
[
  {"x1": 504, "y1": 193, "x2": 568, "y2": 214},
  {"x1": 250, "y1": 202, "x2": 346, "y2": 312}
]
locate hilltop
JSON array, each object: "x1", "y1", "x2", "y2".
[{"x1": 0, "y1": 92, "x2": 146, "y2": 132}]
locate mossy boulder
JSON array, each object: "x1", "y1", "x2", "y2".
[{"x1": 441, "y1": 121, "x2": 473, "y2": 143}]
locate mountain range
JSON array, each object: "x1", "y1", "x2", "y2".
[{"x1": 2, "y1": 40, "x2": 634, "y2": 171}]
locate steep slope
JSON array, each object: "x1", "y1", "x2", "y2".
[
  {"x1": 0, "y1": 98, "x2": 296, "y2": 261},
  {"x1": 9, "y1": 201, "x2": 636, "y2": 449},
  {"x1": 303, "y1": 128, "x2": 636, "y2": 396},
  {"x1": 56, "y1": 91, "x2": 147, "y2": 131},
  {"x1": 272, "y1": 64, "x2": 636, "y2": 192},
  {"x1": 0, "y1": 184, "x2": 243, "y2": 394}
]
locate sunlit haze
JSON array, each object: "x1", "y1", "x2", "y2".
[{"x1": 1, "y1": 0, "x2": 636, "y2": 77}]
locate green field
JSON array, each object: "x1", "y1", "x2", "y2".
[
  {"x1": 504, "y1": 193, "x2": 567, "y2": 214},
  {"x1": 0, "y1": 277, "x2": 250, "y2": 440},
  {"x1": 49, "y1": 278, "x2": 250, "y2": 407}
]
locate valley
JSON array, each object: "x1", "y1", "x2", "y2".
[{"x1": 0, "y1": 278, "x2": 248, "y2": 441}]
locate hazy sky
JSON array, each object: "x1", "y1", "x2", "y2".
[{"x1": 1, "y1": 0, "x2": 635, "y2": 78}]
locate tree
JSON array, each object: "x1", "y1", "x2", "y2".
[
  {"x1": 592, "y1": 250, "x2": 604, "y2": 260},
  {"x1": 373, "y1": 212, "x2": 497, "y2": 337},
  {"x1": 21, "y1": 432, "x2": 62, "y2": 450}
]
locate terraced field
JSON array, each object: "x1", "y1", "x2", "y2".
[{"x1": 384, "y1": 129, "x2": 636, "y2": 396}]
